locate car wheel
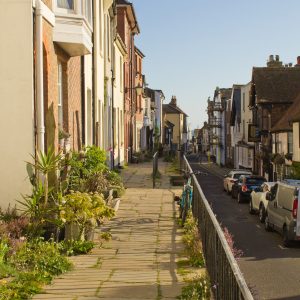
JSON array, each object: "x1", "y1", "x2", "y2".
[
  {"x1": 249, "y1": 199, "x2": 254, "y2": 214},
  {"x1": 264, "y1": 214, "x2": 272, "y2": 231},
  {"x1": 237, "y1": 193, "x2": 243, "y2": 203},
  {"x1": 259, "y1": 205, "x2": 266, "y2": 223},
  {"x1": 283, "y1": 226, "x2": 291, "y2": 247}
]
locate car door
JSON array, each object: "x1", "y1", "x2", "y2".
[{"x1": 267, "y1": 184, "x2": 278, "y2": 227}]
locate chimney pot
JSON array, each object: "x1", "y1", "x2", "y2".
[
  {"x1": 297, "y1": 56, "x2": 300, "y2": 66},
  {"x1": 275, "y1": 55, "x2": 280, "y2": 61},
  {"x1": 269, "y1": 55, "x2": 274, "y2": 62},
  {"x1": 170, "y1": 95, "x2": 177, "y2": 106}
]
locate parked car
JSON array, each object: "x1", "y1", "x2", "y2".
[
  {"x1": 265, "y1": 180, "x2": 300, "y2": 247},
  {"x1": 223, "y1": 169, "x2": 252, "y2": 194},
  {"x1": 249, "y1": 182, "x2": 275, "y2": 222},
  {"x1": 231, "y1": 175, "x2": 266, "y2": 203}
]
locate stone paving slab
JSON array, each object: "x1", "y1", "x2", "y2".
[{"x1": 34, "y1": 161, "x2": 186, "y2": 300}]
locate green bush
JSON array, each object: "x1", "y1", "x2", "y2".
[
  {"x1": 9, "y1": 239, "x2": 72, "y2": 279},
  {"x1": 84, "y1": 146, "x2": 107, "y2": 174},
  {"x1": 67, "y1": 146, "x2": 108, "y2": 192},
  {"x1": 291, "y1": 161, "x2": 300, "y2": 179},
  {"x1": 178, "y1": 275, "x2": 210, "y2": 300},
  {"x1": 58, "y1": 240, "x2": 95, "y2": 256},
  {"x1": 0, "y1": 239, "x2": 72, "y2": 300},
  {"x1": 182, "y1": 212, "x2": 205, "y2": 267}
]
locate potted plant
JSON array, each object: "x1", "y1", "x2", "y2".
[{"x1": 60, "y1": 191, "x2": 114, "y2": 241}]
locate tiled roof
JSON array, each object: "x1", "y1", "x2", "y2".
[
  {"x1": 163, "y1": 104, "x2": 188, "y2": 116},
  {"x1": 251, "y1": 67, "x2": 300, "y2": 105},
  {"x1": 271, "y1": 93, "x2": 300, "y2": 132}
]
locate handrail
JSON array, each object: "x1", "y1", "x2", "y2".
[{"x1": 183, "y1": 155, "x2": 253, "y2": 299}]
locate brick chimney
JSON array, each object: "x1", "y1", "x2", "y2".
[
  {"x1": 267, "y1": 54, "x2": 283, "y2": 67},
  {"x1": 170, "y1": 95, "x2": 177, "y2": 106}
]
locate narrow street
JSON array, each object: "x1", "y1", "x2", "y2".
[{"x1": 188, "y1": 155, "x2": 300, "y2": 300}]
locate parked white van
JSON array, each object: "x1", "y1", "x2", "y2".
[{"x1": 265, "y1": 180, "x2": 300, "y2": 247}]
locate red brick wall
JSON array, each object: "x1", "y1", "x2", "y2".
[
  {"x1": 117, "y1": 6, "x2": 135, "y2": 160},
  {"x1": 67, "y1": 57, "x2": 82, "y2": 151},
  {"x1": 42, "y1": 19, "x2": 82, "y2": 153},
  {"x1": 43, "y1": 19, "x2": 59, "y2": 152}
]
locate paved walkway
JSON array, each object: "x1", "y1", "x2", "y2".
[{"x1": 34, "y1": 161, "x2": 185, "y2": 300}]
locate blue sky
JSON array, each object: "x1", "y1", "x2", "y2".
[{"x1": 133, "y1": 0, "x2": 300, "y2": 130}]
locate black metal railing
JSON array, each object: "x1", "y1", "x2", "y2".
[
  {"x1": 152, "y1": 152, "x2": 158, "y2": 188},
  {"x1": 182, "y1": 156, "x2": 253, "y2": 300}
]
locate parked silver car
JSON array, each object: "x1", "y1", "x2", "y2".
[
  {"x1": 265, "y1": 180, "x2": 300, "y2": 247},
  {"x1": 249, "y1": 182, "x2": 275, "y2": 222}
]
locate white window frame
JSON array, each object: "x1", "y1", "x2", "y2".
[{"x1": 83, "y1": 0, "x2": 92, "y2": 26}]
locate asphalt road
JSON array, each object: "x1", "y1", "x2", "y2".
[{"x1": 188, "y1": 155, "x2": 300, "y2": 300}]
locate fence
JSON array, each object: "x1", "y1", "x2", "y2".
[
  {"x1": 182, "y1": 155, "x2": 253, "y2": 300},
  {"x1": 152, "y1": 151, "x2": 158, "y2": 189}
]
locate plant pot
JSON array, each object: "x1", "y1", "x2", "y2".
[
  {"x1": 84, "y1": 218, "x2": 97, "y2": 241},
  {"x1": 85, "y1": 226, "x2": 95, "y2": 241},
  {"x1": 64, "y1": 223, "x2": 84, "y2": 241}
]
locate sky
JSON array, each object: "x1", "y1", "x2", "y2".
[{"x1": 132, "y1": 0, "x2": 300, "y2": 130}]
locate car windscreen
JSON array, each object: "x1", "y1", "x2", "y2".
[
  {"x1": 233, "y1": 173, "x2": 251, "y2": 179},
  {"x1": 246, "y1": 178, "x2": 266, "y2": 185}
]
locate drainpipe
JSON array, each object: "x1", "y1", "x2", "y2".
[{"x1": 35, "y1": 0, "x2": 45, "y2": 153}]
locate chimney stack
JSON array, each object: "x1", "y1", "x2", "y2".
[
  {"x1": 267, "y1": 54, "x2": 283, "y2": 67},
  {"x1": 170, "y1": 95, "x2": 177, "y2": 106}
]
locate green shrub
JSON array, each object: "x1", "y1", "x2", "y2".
[
  {"x1": 182, "y1": 212, "x2": 205, "y2": 268},
  {"x1": 84, "y1": 146, "x2": 107, "y2": 174},
  {"x1": 178, "y1": 275, "x2": 210, "y2": 300},
  {"x1": 58, "y1": 240, "x2": 95, "y2": 256},
  {"x1": 0, "y1": 239, "x2": 72, "y2": 300},
  {"x1": 9, "y1": 239, "x2": 71, "y2": 278},
  {"x1": 0, "y1": 273, "x2": 42, "y2": 300}
]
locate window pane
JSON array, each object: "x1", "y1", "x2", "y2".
[
  {"x1": 57, "y1": 0, "x2": 74, "y2": 9},
  {"x1": 85, "y1": 0, "x2": 92, "y2": 24}
]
